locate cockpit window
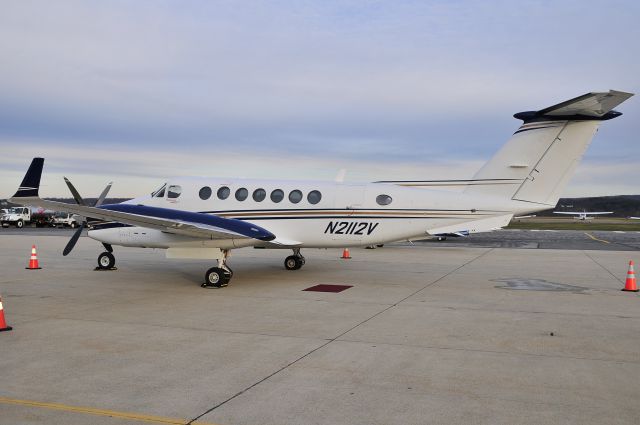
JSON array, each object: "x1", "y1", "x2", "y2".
[
  {"x1": 167, "y1": 185, "x2": 182, "y2": 199},
  {"x1": 152, "y1": 183, "x2": 167, "y2": 198}
]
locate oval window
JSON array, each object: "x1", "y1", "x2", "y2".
[
  {"x1": 235, "y1": 188, "x2": 248, "y2": 201},
  {"x1": 376, "y1": 194, "x2": 392, "y2": 205},
  {"x1": 270, "y1": 189, "x2": 284, "y2": 203},
  {"x1": 217, "y1": 186, "x2": 230, "y2": 200},
  {"x1": 289, "y1": 190, "x2": 303, "y2": 204},
  {"x1": 307, "y1": 190, "x2": 322, "y2": 205},
  {"x1": 167, "y1": 185, "x2": 182, "y2": 199},
  {"x1": 253, "y1": 188, "x2": 266, "y2": 202},
  {"x1": 199, "y1": 186, "x2": 212, "y2": 200}
]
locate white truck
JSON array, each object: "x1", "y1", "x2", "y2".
[
  {"x1": 0, "y1": 206, "x2": 55, "y2": 228},
  {"x1": 51, "y1": 212, "x2": 82, "y2": 228}
]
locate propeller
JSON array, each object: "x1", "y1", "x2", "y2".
[{"x1": 62, "y1": 177, "x2": 112, "y2": 256}]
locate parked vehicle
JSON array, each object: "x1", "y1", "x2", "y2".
[
  {"x1": 51, "y1": 212, "x2": 82, "y2": 228},
  {"x1": 0, "y1": 206, "x2": 55, "y2": 228}
]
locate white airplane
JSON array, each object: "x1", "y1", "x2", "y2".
[
  {"x1": 9, "y1": 90, "x2": 633, "y2": 288},
  {"x1": 553, "y1": 210, "x2": 613, "y2": 220}
]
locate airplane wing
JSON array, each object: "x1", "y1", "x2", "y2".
[
  {"x1": 9, "y1": 158, "x2": 275, "y2": 242},
  {"x1": 553, "y1": 211, "x2": 612, "y2": 215}
]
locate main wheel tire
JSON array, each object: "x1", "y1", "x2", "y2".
[
  {"x1": 204, "y1": 267, "x2": 230, "y2": 287},
  {"x1": 70, "y1": 222, "x2": 76, "y2": 229},
  {"x1": 16, "y1": 220, "x2": 24, "y2": 229},
  {"x1": 97, "y1": 252, "x2": 116, "y2": 269},
  {"x1": 284, "y1": 255, "x2": 303, "y2": 270}
]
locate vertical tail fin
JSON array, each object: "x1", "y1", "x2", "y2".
[
  {"x1": 12, "y1": 157, "x2": 44, "y2": 198},
  {"x1": 464, "y1": 90, "x2": 633, "y2": 206}
]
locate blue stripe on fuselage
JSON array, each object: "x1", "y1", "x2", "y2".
[{"x1": 98, "y1": 204, "x2": 275, "y2": 241}]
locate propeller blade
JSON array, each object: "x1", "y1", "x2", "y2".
[
  {"x1": 63, "y1": 223, "x2": 84, "y2": 256},
  {"x1": 64, "y1": 177, "x2": 86, "y2": 206},
  {"x1": 95, "y1": 182, "x2": 113, "y2": 207}
]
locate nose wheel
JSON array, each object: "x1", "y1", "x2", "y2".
[{"x1": 284, "y1": 248, "x2": 305, "y2": 270}]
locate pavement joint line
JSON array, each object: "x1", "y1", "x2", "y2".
[
  {"x1": 393, "y1": 248, "x2": 496, "y2": 302},
  {"x1": 186, "y1": 248, "x2": 495, "y2": 424},
  {"x1": 0, "y1": 396, "x2": 220, "y2": 425},
  {"x1": 582, "y1": 251, "x2": 625, "y2": 285},
  {"x1": 394, "y1": 303, "x2": 640, "y2": 319},
  {"x1": 25, "y1": 314, "x2": 332, "y2": 342},
  {"x1": 335, "y1": 338, "x2": 640, "y2": 365}
]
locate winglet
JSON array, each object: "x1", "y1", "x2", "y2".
[{"x1": 12, "y1": 158, "x2": 44, "y2": 198}]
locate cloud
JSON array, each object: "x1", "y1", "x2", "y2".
[{"x1": 0, "y1": 1, "x2": 638, "y2": 197}]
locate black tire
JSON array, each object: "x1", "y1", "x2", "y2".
[
  {"x1": 284, "y1": 255, "x2": 303, "y2": 270},
  {"x1": 97, "y1": 252, "x2": 116, "y2": 269},
  {"x1": 204, "y1": 267, "x2": 230, "y2": 287},
  {"x1": 70, "y1": 222, "x2": 76, "y2": 229},
  {"x1": 16, "y1": 220, "x2": 24, "y2": 229}
]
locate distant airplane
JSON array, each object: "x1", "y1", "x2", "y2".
[
  {"x1": 553, "y1": 210, "x2": 613, "y2": 220},
  {"x1": 9, "y1": 90, "x2": 633, "y2": 288}
]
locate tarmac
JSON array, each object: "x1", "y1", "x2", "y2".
[{"x1": 0, "y1": 231, "x2": 639, "y2": 424}]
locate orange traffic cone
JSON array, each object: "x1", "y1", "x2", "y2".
[
  {"x1": 0, "y1": 295, "x2": 12, "y2": 332},
  {"x1": 341, "y1": 248, "x2": 351, "y2": 259},
  {"x1": 622, "y1": 260, "x2": 639, "y2": 292},
  {"x1": 25, "y1": 245, "x2": 41, "y2": 270}
]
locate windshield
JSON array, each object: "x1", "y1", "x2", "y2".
[
  {"x1": 151, "y1": 183, "x2": 167, "y2": 198},
  {"x1": 54, "y1": 212, "x2": 68, "y2": 218},
  {"x1": 7, "y1": 208, "x2": 20, "y2": 214}
]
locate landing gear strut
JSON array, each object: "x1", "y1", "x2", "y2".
[
  {"x1": 284, "y1": 248, "x2": 305, "y2": 270},
  {"x1": 202, "y1": 249, "x2": 233, "y2": 288}
]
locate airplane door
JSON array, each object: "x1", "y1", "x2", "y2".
[
  {"x1": 330, "y1": 184, "x2": 366, "y2": 242},
  {"x1": 334, "y1": 184, "x2": 365, "y2": 213}
]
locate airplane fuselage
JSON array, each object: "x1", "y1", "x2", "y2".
[{"x1": 88, "y1": 177, "x2": 541, "y2": 249}]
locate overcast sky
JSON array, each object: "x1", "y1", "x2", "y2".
[{"x1": 1, "y1": 0, "x2": 638, "y2": 198}]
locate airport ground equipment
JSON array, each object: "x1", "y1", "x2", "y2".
[
  {"x1": 0, "y1": 206, "x2": 53, "y2": 228},
  {"x1": 25, "y1": 245, "x2": 42, "y2": 270},
  {"x1": 622, "y1": 260, "x2": 638, "y2": 292},
  {"x1": 0, "y1": 295, "x2": 12, "y2": 332}
]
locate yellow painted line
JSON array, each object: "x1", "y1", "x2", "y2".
[
  {"x1": 0, "y1": 397, "x2": 218, "y2": 425},
  {"x1": 584, "y1": 232, "x2": 610, "y2": 244}
]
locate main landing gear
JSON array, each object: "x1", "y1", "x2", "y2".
[
  {"x1": 202, "y1": 249, "x2": 233, "y2": 289},
  {"x1": 96, "y1": 243, "x2": 117, "y2": 270},
  {"x1": 284, "y1": 248, "x2": 305, "y2": 271}
]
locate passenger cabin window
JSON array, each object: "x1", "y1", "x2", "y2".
[
  {"x1": 199, "y1": 186, "x2": 212, "y2": 200},
  {"x1": 307, "y1": 190, "x2": 322, "y2": 205},
  {"x1": 289, "y1": 190, "x2": 302, "y2": 204},
  {"x1": 217, "y1": 186, "x2": 230, "y2": 200},
  {"x1": 376, "y1": 194, "x2": 392, "y2": 206},
  {"x1": 167, "y1": 185, "x2": 182, "y2": 199},
  {"x1": 253, "y1": 188, "x2": 266, "y2": 202},
  {"x1": 235, "y1": 188, "x2": 248, "y2": 201},
  {"x1": 270, "y1": 189, "x2": 284, "y2": 203}
]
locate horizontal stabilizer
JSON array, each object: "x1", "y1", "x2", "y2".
[{"x1": 514, "y1": 90, "x2": 634, "y2": 122}]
